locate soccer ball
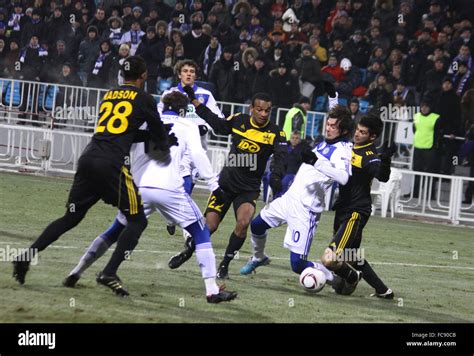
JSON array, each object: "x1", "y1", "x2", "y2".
[{"x1": 299, "y1": 267, "x2": 326, "y2": 293}]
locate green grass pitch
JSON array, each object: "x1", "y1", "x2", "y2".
[{"x1": 0, "y1": 172, "x2": 473, "y2": 323}]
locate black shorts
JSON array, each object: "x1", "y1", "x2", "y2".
[
  {"x1": 329, "y1": 210, "x2": 369, "y2": 256},
  {"x1": 67, "y1": 155, "x2": 143, "y2": 217},
  {"x1": 204, "y1": 189, "x2": 259, "y2": 221}
]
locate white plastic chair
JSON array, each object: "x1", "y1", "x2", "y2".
[{"x1": 371, "y1": 168, "x2": 403, "y2": 218}]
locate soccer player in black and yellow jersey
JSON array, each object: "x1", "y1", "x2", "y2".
[
  {"x1": 168, "y1": 87, "x2": 288, "y2": 279},
  {"x1": 13, "y1": 56, "x2": 176, "y2": 295},
  {"x1": 322, "y1": 115, "x2": 395, "y2": 298}
]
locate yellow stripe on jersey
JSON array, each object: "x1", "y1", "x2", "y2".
[
  {"x1": 336, "y1": 212, "x2": 359, "y2": 255},
  {"x1": 250, "y1": 117, "x2": 270, "y2": 129},
  {"x1": 231, "y1": 128, "x2": 276, "y2": 145},
  {"x1": 121, "y1": 166, "x2": 138, "y2": 215},
  {"x1": 351, "y1": 151, "x2": 363, "y2": 168},
  {"x1": 353, "y1": 142, "x2": 373, "y2": 149}
]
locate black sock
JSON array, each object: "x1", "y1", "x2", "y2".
[
  {"x1": 335, "y1": 263, "x2": 359, "y2": 284},
  {"x1": 29, "y1": 210, "x2": 86, "y2": 256},
  {"x1": 222, "y1": 232, "x2": 246, "y2": 266},
  {"x1": 355, "y1": 259, "x2": 388, "y2": 294},
  {"x1": 102, "y1": 215, "x2": 147, "y2": 276}
]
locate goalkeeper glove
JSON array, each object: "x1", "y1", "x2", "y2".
[
  {"x1": 198, "y1": 124, "x2": 209, "y2": 136},
  {"x1": 323, "y1": 80, "x2": 337, "y2": 98},
  {"x1": 183, "y1": 85, "x2": 196, "y2": 101},
  {"x1": 301, "y1": 147, "x2": 318, "y2": 165}
]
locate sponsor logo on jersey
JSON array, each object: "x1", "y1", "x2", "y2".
[
  {"x1": 351, "y1": 151, "x2": 363, "y2": 168},
  {"x1": 237, "y1": 139, "x2": 261, "y2": 153}
]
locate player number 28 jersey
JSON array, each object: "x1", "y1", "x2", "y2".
[{"x1": 83, "y1": 85, "x2": 167, "y2": 163}]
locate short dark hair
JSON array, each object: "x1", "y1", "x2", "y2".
[
  {"x1": 251, "y1": 92, "x2": 272, "y2": 106},
  {"x1": 121, "y1": 55, "x2": 147, "y2": 81},
  {"x1": 358, "y1": 115, "x2": 383, "y2": 137},
  {"x1": 174, "y1": 59, "x2": 199, "y2": 76},
  {"x1": 161, "y1": 91, "x2": 189, "y2": 116},
  {"x1": 327, "y1": 105, "x2": 353, "y2": 138}
]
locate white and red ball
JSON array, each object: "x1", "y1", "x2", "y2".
[{"x1": 299, "y1": 267, "x2": 326, "y2": 293}]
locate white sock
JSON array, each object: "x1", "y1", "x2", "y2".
[
  {"x1": 251, "y1": 232, "x2": 267, "y2": 261},
  {"x1": 204, "y1": 278, "x2": 219, "y2": 296},
  {"x1": 70, "y1": 235, "x2": 111, "y2": 276},
  {"x1": 196, "y1": 242, "x2": 219, "y2": 295},
  {"x1": 313, "y1": 261, "x2": 334, "y2": 282}
]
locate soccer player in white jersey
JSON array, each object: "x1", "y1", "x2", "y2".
[
  {"x1": 240, "y1": 89, "x2": 359, "y2": 287},
  {"x1": 158, "y1": 59, "x2": 224, "y2": 237},
  {"x1": 64, "y1": 91, "x2": 237, "y2": 303},
  {"x1": 158, "y1": 59, "x2": 224, "y2": 194}
]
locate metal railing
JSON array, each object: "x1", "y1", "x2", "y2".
[
  {"x1": 394, "y1": 169, "x2": 474, "y2": 225},
  {"x1": 1, "y1": 78, "x2": 473, "y2": 225}
]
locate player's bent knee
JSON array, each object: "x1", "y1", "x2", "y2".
[
  {"x1": 206, "y1": 221, "x2": 219, "y2": 234},
  {"x1": 185, "y1": 222, "x2": 211, "y2": 245},
  {"x1": 205, "y1": 213, "x2": 220, "y2": 234},
  {"x1": 235, "y1": 216, "x2": 251, "y2": 234},
  {"x1": 235, "y1": 224, "x2": 249, "y2": 238},
  {"x1": 250, "y1": 214, "x2": 270, "y2": 235},
  {"x1": 63, "y1": 209, "x2": 87, "y2": 228}
]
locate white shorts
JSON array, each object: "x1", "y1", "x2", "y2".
[
  {"x1": 116, "y1": 187, "x2": 205, "y2": 229},
  {"x1": 260, "y1": 194, "x2": 321, "y2": 256}
]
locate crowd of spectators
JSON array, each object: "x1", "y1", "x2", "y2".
[
  {"x1": 1, "y1": 0, "x2": 473, "y2": 198},
  {"x1": 1, "y1": 0, "x2": 474, "y2": 125}
]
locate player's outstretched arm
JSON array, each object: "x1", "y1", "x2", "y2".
[
  {"x1": 271, "y1": 131, "x2": 288, "y2": 178},
  {"x1": 183, "y1": 85, "x2": 233, "y2": 135},
  {"x1": 324, "y1": 81, "x2": 339, "y2": 110},
  {"x1": 315, "y1": 160, "x2": 350, "y2": 185},
  {"x1": 141, "y1": 94, "x2": 177, "y2": 149},
  {"x1": 141, "y1": 94, "x2": 168, "y2": 139},
  {"x1": 133, "y1": 130, "x2": 150, "y2": 142},
  {"x1": 314, "y1": 144, "x2": 352, "y2": 185},
  {"x1": 205, "y1": 91, "x2": 225, "y2": 118},
  {"x1": 371, "y1": 142, "x2": 396, "y2": 182},
  {"x1": 269, "y1": 131, "x2": 288, "y2": 194}
]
